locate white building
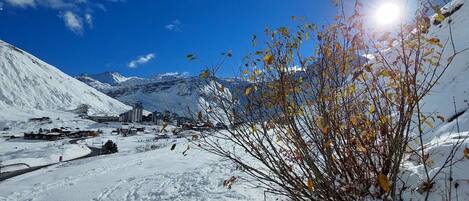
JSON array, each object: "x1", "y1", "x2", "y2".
[{"x1": 119, "y1": 102, "x2": 143, "y2": 123}]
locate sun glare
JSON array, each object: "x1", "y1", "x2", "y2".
[{"x1": 375, "y1": 2, "x2": 401, "y2": 26}]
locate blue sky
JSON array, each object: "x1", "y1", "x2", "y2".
[{"x1": 0, "y1": 0, "x2": 339, "y2": 77}]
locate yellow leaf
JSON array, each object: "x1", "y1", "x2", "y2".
[
  {"x1": 307, "y1": 178, "x2": 314, "y2": 191},
  {"x1": 424, "y1": 119, "x2": 434, "y2": 129},
  {"x1": 254, "y1": 69, "x2": 262, "y2": 76},
  {"x1": 263, "y1": 54, "x2": 273, "y2": 65},
  {"x1": 251, "y1": 124, "x2": 257, "y2": 133},
  {"x1": 347, "y1": 84, "x2": 356, "y2": 94},
  {"x1": 219, "y1": 85, "x2": 225, "y2": 92},
  {"x1": 380, "y1": 115, "x2": 388, "y2": 124},
  {"x1": 433, "y1": 7, "x2": 445, "y2": 22},
  {"x1": 244, "y1": 87, "x2": 252, "y2": 96},
  {"x1": 378, "y1": 172, "x2": 391, "y2": 192},
  {"x1": 364, "y1": 64, "x2": 373, "y2": 73},
  {"x1": 200, "y1": 70, "x2": 210, "y2": 78},
  {"x1": 249, "y1": 75, "x2": 255, "y2": 81},
  {"x1": 464, "y1": 147, "x2": 469, "y2": 159},
  {"x1": 427, "y1": 38, "x2": 440, "y2": 45},
  {"x1": 379, "y1": 69, "x2": 391, "y2": 77},
  {"x1": 357, "y1": 143, "x2": 367, "y2": 152},
  {"x1": 435, "y1": 13, "x2": 445, "y2": 22},
  {"x1": 369, "y1": 105, "x2": 376, "y2": 113},
  {"x1": 243, "y1": 69, "x2": 249, "y2": 75},
  {"x1": 160, "y1": 122, "x2": 168, "y2": 133},
  {"x1": 350, "y1": 116, "x2": 358, "y2": 126}
]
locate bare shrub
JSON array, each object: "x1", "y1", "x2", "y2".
[{"x1": 196, "y1": 1, "x2": 465, "y2": 200}]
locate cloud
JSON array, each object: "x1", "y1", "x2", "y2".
[
  {"x1": 62, "y1": 11, "x2": 83, "y2": 33},
  {"x1": 128, "y1": 53, "x2": 155, "y2": 68},
  {"x1": 5, "y1": 0, "x2": 35, "y2": 8},
  {"x1": 165, "y1": 19, "x2": 182, "y2": 32},
  {"x1": 2, "y1": 0, "x2": 123, "y2": 34},
  {"x1": 85, "y1": 13, "x2": 92, "y2": 27}
]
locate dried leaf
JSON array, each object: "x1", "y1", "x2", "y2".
[
  {"x1": 307, "y1": 178, "x2": 314, "y2": 191},
  {"x1": 427, "y1": 38, "x2": 440, "y2": 45},
  {"x1": 254, "y1": 69, "x2": 262, "y2": 76},
  {"x1": 200, "y1": 70, "x2": 210, "y2": 78},
  {"x1": 350, "y1": 116, "x2": 358, "y2": 126},
  {"x1": 219, "y1": 85, "x2": 225, "y2": 92},
  {"x1": 464, "y1": 147, "x2": 469, "y2": 159},
  {"x1": 378, "y1": 172, "x2": 391, "y2": 192},
  {"x1": 244, "y1": 87, "x2": 252, "y2": 96},
  {"x1": 186, "y1": 54, "x2": 196, "y2": 61},
  {"x1": 321, "y1": 126, "x2": 329, "y2": 135},
  {"x1": 263, "y1": 54, "x2": 274, "y2": 65}
]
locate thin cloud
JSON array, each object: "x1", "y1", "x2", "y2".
[
  {"x1": 62, "y1": 11, "x2": 83, "y2": 34},
  {"x1": 165, "y1": 19, "x2": 182, "y2": 32},
  {"x1": 5, "y1": 0, "x2": 35, "y2": 8},
  {"x1": 2, "y1": 0, "x2": 123, "y2": 34},
  {"x1": 85, "y1": 13, "x2": 92, "y2": 28},
  {"x1": 128, "y1": 53, "x2": 155, "y2": 68}
]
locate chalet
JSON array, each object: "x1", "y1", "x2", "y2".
[
  {"x1": 176, "y1": 117, "x2": 195, "y2": 127},
  {"x1": 119, "y1": 102, "x2": 143, "y2": 123},
  {"x1": 67, "y1": 130, "x2": 98, "y2": 138},
  {"x1": 23, "y1": 132, "x2": 64, "y2": 141},
  {"x1": 87, "y1": 116, "x2": 119, "y2": 123}
]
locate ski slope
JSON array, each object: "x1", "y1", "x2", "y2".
[{"x1": 0, "y1": 40, "x2": 130, "y2": 120}]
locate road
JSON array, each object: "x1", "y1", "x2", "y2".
[{"x1": 0, "y1": 138, "x2": 102, "y2": 182}]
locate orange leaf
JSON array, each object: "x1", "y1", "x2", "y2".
[
  {"x1": 427, "y1": 38, "x2": 440, "y2": 45},
  {"x1": 464, "y1": 147, "x2": 469, "y2": 159},
  {"x1": 378, "y1": 172, "x2": 391, "y2": 192},
  {"x1": 307, "y1": 178, "x2": 314, "y2": 191},
  {"x1": 321, "y1": 126, "x2": 329, "y2": 135}
]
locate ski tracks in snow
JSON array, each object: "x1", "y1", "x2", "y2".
[
  {"x1": 92, "y1": 161, "x2": 251, "y2": 201},
  {"x1": 0, "y1": 153, "x2": 253, "y2": 201}
]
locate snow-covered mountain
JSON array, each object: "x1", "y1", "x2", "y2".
[
  {"x1": 77, "y1": 72, "x2": 246, "y2": 117},
  {"x1": 0, "y1": 40, "x2": 131, "y2": 120},
  {"x1": 77, "y1": 71, "x2": 143, "y2": 86}
]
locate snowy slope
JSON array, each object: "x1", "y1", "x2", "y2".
[
  {"x1": 392, "y1": 1, "x2": 469, "y2": 200},
  {"x1": 420, "y1": 0, "x2": 469, "y2": 133},
  {"x1": 0, "y1": 128, "x2": 265, "y2": 201},
  {"x1": 0, "y1": 40, "x2": 131, "y2": 119}
]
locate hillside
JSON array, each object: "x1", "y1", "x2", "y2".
[{"x1": 0, "y1": 40, "x2": 131, "y2": 120}]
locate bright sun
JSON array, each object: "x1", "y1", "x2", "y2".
[{"x1": 375, "y1": 2, "x2": 401, "y2": 25}]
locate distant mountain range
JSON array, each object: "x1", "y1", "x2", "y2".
[{"x1": 76, "y1": 71, "x2": 248, "y2": 117}]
